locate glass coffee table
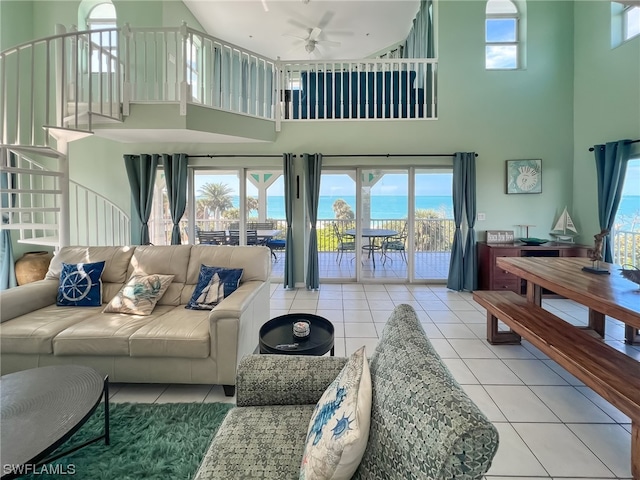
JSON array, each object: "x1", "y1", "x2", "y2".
[
  {"x1": 259, "y1": 313, "x2": 335, "y2": 356},
  {"x1": 0, "y1": 365, "x2": 109, "y2": 479}
]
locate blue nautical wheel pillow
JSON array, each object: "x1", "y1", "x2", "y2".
[
  {"x1": 186, "y1": 265, "x2": 244, "y2": 310},
  {"x1": 57, "y1": 261, "x2": 106, "y2": 307},
  {"x1": 300, "y1": 346, "x2": 372, "y2": 480}
]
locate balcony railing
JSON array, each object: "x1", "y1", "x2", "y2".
[
  {"x1": 150, "y1": 217, "x2": 454, "y2": 254},
  {"x1": 280, "y1": 59, "x2": 437, "y2": 121},
  {"x1": 612, "y1": 228, "x2": 640, "y2": 267}
]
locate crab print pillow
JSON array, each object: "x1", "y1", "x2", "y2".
[
  {"x1": 300, "y1": 346, "x2": 372, "y2": 480},
  {"x1": 103, "y1": 273, "x2": 174, "y2": 315}
]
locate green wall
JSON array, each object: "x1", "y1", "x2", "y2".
[
  {"x1": 573, "y1": 1, "x2": 640, "y2": 243},
  {"x1": 0, "y1": 0, "x2": 34, "y2": 50}
]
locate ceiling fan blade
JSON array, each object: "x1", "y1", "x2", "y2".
[
  {"x1": 309, "y1": 27, "x2": 322, "y2": 41},
  {"x1": 260, "y1": 0, "x2": 268, "y2": 12},
  {"x1": 317, "y1": 40, "x2": 341, "y2": 47},
  {"x1": 286, "y1": 18, "x2": 310, "y2": 31},
  {"x1": 317, "y1": 11, "x2": 335, "y2": 30},
  {"x1": 283, "y1": 33, "x2": 307, "y2": 41}
]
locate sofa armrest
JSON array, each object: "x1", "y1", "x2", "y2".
[
  {"x1": 209, "y1": 280, "x2": 261, "y2": 319},
  {"x1": 0, "y1": 279, "x2": 58, "y2": 323},
  {"x1": 209, "y1": 280, "x2": 270, "y2": 386},
  {"x1": 236, "y1": 354, "x2": 348, "y2": 407}
]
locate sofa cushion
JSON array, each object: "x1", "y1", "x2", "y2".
[
  {"x1": 129, "y1": 306, "x2": 210, "y2": 358},
  {"x1": 195, "y1": 405, "x2": 314, "y2": 480},
  {"x1": 52, "y1": 306, "x2": 174, "y2": 356},
  {"x1": 188, "y1": 244, "x2": 269, "y2": 276},
  {"x1": 103, "y1": 274, "x2": 174, "y2": 315},
  {"x1": 57, "y1": 261, "x2": 106, "y2": 307},
  {"x1": 186, "y1": 265, "x2": 243, "y2": 310},
  {"x1": 300, "y1": 346, "x2": 372, "y2": 480},
  {"x1": 0, "y1": 305, "x2": 101, "y2": 354},
  {"x1": 129, "y1": 245, "x2": 191, "y2": 306},
  {"x1": 46, "y1": 246, "x2": 135, "y2": 284}
]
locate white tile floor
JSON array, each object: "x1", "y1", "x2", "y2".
[{"x1": 110, "y1": 282, "x2": 638, "y2": 480}]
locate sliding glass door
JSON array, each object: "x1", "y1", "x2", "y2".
[
  {"x1": 359, "y1": 169, "x2": 409, "y2": 281},
  {"x1": 413, "y1": 169, "x2": 454, "y2": 281},
  {"x1": 319, "y1": 170, "x2": 357, "y2": 282}
]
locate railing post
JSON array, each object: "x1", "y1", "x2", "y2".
[
  {"x1": 179, "y1": 22, "x2": 188, "y2": 115},
  {"x1": 57, "y1": 140, "x2": 70, "y2": 247},
  {"x1": 54, "y1": 24, "x2": 66, "y2": 132},
  {"x1": 122, "y1": 23, "x2": 131, "y2": 116},
  {"x1": 275, "y1": 58, "x2": 282, "y2": 132}
]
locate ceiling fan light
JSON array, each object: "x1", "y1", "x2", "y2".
[{"x1": 305, "y1": 42, "x2": 315, "y2": 53}]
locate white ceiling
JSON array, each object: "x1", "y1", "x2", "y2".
[{"x1": 182, "y1": 0, "x2": 420, "y2": 61}]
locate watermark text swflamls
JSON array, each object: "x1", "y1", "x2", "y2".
[{"x1": 3, "y1": 464, "x2": 76, "y2": 475}]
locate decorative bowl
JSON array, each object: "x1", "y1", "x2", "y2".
[
  {"x1": 519, "y1": 238, "x2": 549, "y2": 246},
  {"x1": 620, "y1": 266, "x2": 640, "y2": 291}
]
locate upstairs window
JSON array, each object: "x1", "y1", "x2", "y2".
[
  {"x1": 624, "y1": 4, "x2": 640, "y2": 40},
  {"x1": 612, "y1": 2, "x2": 640, "y2": 47},
  {"x1": 86, "y1": 2, "x2": 117, "y2": 73},
  {"x1": 486, "y1": 0, "x2": 519, "y2": 69}
]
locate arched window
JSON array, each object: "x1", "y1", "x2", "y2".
[
  {"x1": 86, "y1": 2, "x2": 117, "y2": 73},
  {"x1": 485, "y1": 0, "x2": 520, "y2": 70}
]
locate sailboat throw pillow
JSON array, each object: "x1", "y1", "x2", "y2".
[{"x1": 186, "y1": 265, "x2": 244, "y2": 310}]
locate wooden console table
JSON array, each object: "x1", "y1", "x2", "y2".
[{"x1": 478, "y1": 242, "x2": 589, "y2": 293}]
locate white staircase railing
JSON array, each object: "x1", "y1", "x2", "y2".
[
  {"x1": 0, "y1": 147, "x2": 129, "y2": 247},
  {"x1": 68, "y1": 180, "x2": 130, "y2": 246},
  {"x1": 0, "y1": 25, "x2": 122, "y2": 148}
]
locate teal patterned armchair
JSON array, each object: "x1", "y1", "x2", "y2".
[{"x1": 195, "y1": 304, "x2": 499, "y2": 479}]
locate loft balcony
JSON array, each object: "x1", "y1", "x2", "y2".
[{"x1": 1, "y1": 24, "x2": 438, "y2": 148}]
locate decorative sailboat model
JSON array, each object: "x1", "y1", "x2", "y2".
[{"x1": 550, "y1": 207, "x2": 578, "y2": 243}]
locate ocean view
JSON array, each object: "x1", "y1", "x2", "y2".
[
  {"x1": 234, "y1": 195, "x2": 640, "y2": 227},
  {"x1": 245, "y1": 195, "x2": 454, "y2": 219}
]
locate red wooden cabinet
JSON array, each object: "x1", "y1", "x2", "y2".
[{"x1": 477, "y1": 242, "x2": 589, "y2": 292}]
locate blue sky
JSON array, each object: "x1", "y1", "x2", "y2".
[
  {"x1": 195, "y1": 164, "x2": 639, "y2": 197},
  {"x1": 195, "y1": 173, "x2": 453, "y2": 197}
]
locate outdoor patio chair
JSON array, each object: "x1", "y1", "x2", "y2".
[
  {"x1": 332, "y1": 222, "x2": 356, "y2": 265},
  {"x1": 265, "y1": 238, "x2": 286, "y2": 261},
  {"x1": 247, "y1": 222, "x2": 274, "y2": 230},
  {"x1": 382, "y1": 223, "x2": 408, "y2": 264},
  {"x1": 228, "y1": 229, "x2": 261, "y2": 246},
  {"x1": 198, "y1": 230, "x2": 228, "y2": 245}
]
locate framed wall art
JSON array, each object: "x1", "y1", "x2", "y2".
[{"x1": 506, "y1": 159, "x2": 542, "y2": 194}]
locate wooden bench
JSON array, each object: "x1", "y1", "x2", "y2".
[{"x1": 473, "y1": 290, "x2": 640, "y2": 479}]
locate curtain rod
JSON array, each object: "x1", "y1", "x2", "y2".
[
  {"x1": 588, "y1": 139, "x2": 639, "y2": 152},
  {"x1": 317, "y1": 153, "x2": 478, "y2": 158},
  {"x1": 187, "y1": 154, "x2": 294, "y2": 158}
]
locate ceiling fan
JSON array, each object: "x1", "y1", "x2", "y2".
[{"x1": 285, "y1": 27, "x2": 341, "y2": 55}]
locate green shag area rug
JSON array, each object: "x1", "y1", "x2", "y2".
[{"x1": 24, "y1": 402, "x2": 233, "y2": 480}]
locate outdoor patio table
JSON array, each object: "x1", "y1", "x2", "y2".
[{"x1": 345, "y1": 228, "x2": 397, "y2": 268}]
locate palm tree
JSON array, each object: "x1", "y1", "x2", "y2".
[
  {"x1": 246, "y1": 196, "x2": 259, "y2": 217},
  {"x1": 199, "y1": 182, "x2": 234, "y2": 220},
  {"x1": 332, "y1": 199, "x2": 354, "y2": 220},
  {"x1": 415, "y1": 208, "x2": 452, "y2": 252}
]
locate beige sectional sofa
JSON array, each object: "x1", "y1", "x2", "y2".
[{"x1": 0, "y1": 245, "x2": 271, "y2": 395}]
